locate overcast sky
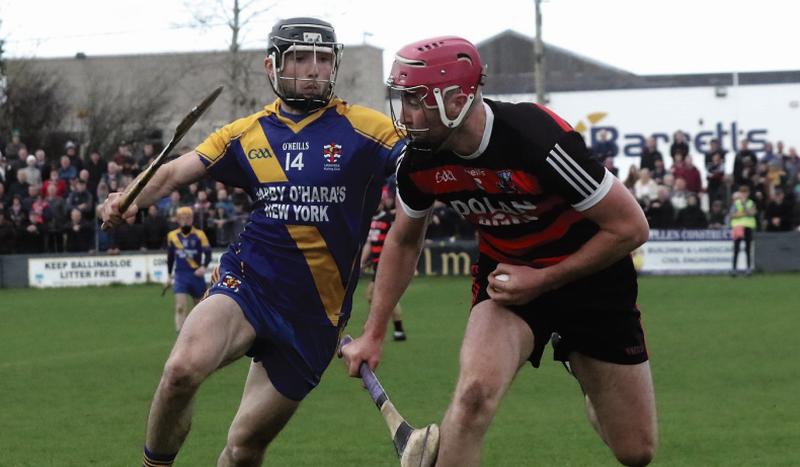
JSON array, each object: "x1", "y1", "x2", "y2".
[{"x1": 2, "y1": 0, "x2": 799, "y2": 79}]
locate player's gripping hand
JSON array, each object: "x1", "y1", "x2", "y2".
[
  {"x1": 487, "y1": 263, "x2": 552, "y2": 306},
  {"x1": 340, "y1": 333, "x2": 384, "y2": 378},
  {"x1": 100, "y1": 192, "x2": 139, "y2": 228}
]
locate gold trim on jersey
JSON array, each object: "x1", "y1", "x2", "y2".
[
  {"x1": 264, "y1": 99, "x2": 338, "y2": 134},
  {"x1": 239, "y1": 122, "x2": 288, "y2": 183},
  {"x1": 286, "y1": 224, "x2": 345, "y2": 327},
  {"x1": 336, "y1": 103, "x2": 402, "y2": 150}
]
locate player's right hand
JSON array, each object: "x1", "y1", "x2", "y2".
[
  {"x1": 340, "y1": 333, "x2": 384, "y2": 377},
  {"x1": 100, "y1": 192, "x2": 139, "y2": 228}
]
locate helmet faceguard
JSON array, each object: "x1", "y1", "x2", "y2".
[
  {"x1": 387, "y1": 36, "x2": 485, "y2": 139},
  {"x1": 267, "y1": 17, "x2": 344, "y2": 112}
]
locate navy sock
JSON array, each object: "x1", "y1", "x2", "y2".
[{"x1": 143, "y1": 446, "x2": 177, "y2": 467}]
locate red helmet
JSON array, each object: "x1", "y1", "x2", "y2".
[{"x1": 387, "y1": 36, "x2": 485, "y2": 128}]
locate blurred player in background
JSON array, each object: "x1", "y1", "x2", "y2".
[
  {"x1": 343, "y1": 36, "x2": 657, "y2": 466},
  {"x1": 165, "y1": 206, "x2": 211, "y2": 332},
  {"x1": 361, "y1": 184, "x2": 406, "y2": 341},
  {"x1": 102, "y1": 17, "x2": 404, "y2": 467}
]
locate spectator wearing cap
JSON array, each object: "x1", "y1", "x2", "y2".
[{"x1": 21, "y1": 154, "x2": 42, "y2": 189}]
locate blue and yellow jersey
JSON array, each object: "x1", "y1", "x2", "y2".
[
  {"x1": 196, "y1": 98, "x2": 404, "y2": 327},
  {"x1": 166, "y1": 227, "x2": 212, "y2": 275}
]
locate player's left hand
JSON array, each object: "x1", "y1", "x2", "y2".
[
  {"x1": 194, "y1": 266, "x2": 206, "y2": 277},
  {"x1": 487, "y1": 263, "x2": 551, "y2": 306}
]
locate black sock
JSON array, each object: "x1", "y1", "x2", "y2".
[{"x1": 394, "y1": 320, "x2": 404, "y2": 333}]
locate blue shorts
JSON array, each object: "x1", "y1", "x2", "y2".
[
  {"x1": 207, "y1": 254, "x2": 342, "y2": 401},
  {"x1": 174, "y1": 274, "x2": 207, "y2": 299}
]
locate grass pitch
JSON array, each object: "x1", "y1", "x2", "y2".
[{"x1": 1, "y1": 274, "x2": 798, "y2": 466}]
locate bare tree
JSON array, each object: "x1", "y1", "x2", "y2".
[
  {"x1": 78, "y1": 75, "x2": 171, "y2": 155},
  {"x1": 184, "y1": 0, "x2": 275, "y2": 119},
  {"x1": 0, "y1": 59, "x2": 68, "y2": 149}
]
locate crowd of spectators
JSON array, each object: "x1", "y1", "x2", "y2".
[
  {"x1": 595, "y1": 130, "x2": 800, "y2": 232},
  {"x1": 1, "y1": 129, "x2": 798, "y2": 256}
]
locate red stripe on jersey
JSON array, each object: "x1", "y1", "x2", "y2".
[
  {"x1": 510, "y1": 172, "x2": 543, "y2": 195},
  {"x1": 480, "y1": 209, "x2": 584, "y2": 253},
  {"x1": 479, "y1": 241, "x2": 518, "y2": 265},
  {"x1": 409, "y1": 166, "x2": 543, "y2": 196},
  {"x1": 530, "y1": 255, "x2": 569, "y2": 267},
  {"x1": 480, "y1": 240, "x2": 569, "y2": 267},
  {"x1": 534, "y1": 104, "x2": 572, "y2": 132}
]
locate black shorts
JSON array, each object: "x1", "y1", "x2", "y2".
[{"x1": 471, "y1": 255, "x2": 648, "y2": 367}]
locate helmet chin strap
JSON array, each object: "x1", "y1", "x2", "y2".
[
  {"x1": 420, "y1": 91, "x2": 476, "y2": 153},
  {"x1": 433, "y1": 88, "x2": 475, "y2": 128}
]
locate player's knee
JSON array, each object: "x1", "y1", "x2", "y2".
[
  {"x1": 453, "y1": 378, "x2": 500, "y2": 425},
  {"x1": 222, "y1": 440, "x2": 266, "y2": 466},
  {"x1": 161, "y1": 358, "x2": 204, "y2": 395}
]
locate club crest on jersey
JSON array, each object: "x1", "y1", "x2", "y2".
[
  {"x1": 219, "y1": 273, "x2": 241, "y2": 292},
  {"x1": 322, "y1": 142, "x2": 343, "y2": 171},
  {"x1": 496, "y1": 170, "x2": 520, "y2": 193}
]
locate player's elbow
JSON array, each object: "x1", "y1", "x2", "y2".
[{"x1": 629, "y1": 217, "x2": 649, "y2": 249}]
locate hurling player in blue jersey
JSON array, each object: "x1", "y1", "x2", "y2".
[
  {"x1": 343, "y1": 37, "x2": 657, "y2": 466},
  {"x1": 101, "y1": 17, "x2": 404, "y2": 467},
  {"x1": 165, "y1": 207, "x2": 211, "y2": 332}
]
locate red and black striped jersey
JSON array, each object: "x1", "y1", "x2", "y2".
[
  {"x1": 366, "y1": 210, "x2": 394, "y2": 266},
  {"x1": 396, "y1": 99, "x2": 614, "y2": 268}
]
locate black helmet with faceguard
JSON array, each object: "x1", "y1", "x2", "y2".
[{"x1": 267, "y1": 17, "x2": 343, "y2": 112}]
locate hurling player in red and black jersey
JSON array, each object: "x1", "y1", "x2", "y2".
[
  {"x1": 360, "y1": 185, "x2": 406, "y2": 341},
  {"x1": 342, "y1": 37, "x2": 657, "y2": 466}
]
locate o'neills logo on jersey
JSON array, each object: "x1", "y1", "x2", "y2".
[
  {"x1": 464, "y1": 167, "x2": 488, "y2": 191},
  {"x1": 449, "y1": 197, "x2": 538, "y2": 226},
  {"x1": 323, "y1": 142, "x2": 343, "y2": 171}
]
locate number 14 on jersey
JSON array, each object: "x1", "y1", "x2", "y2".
[{"x1": 285, "y1": 152, "x2": 304, "y2": 171}]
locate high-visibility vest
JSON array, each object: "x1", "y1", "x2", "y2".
[{"x1": 731, "y1": 198, "x2": 756, "y2": 229}]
